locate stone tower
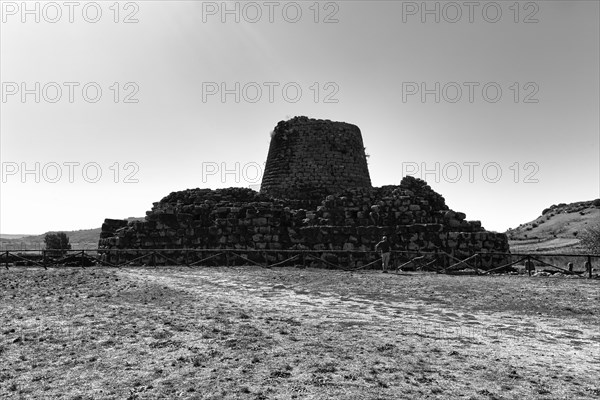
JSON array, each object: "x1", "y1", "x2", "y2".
[{"x1": 260, "y1": 116, "x2": 372, "y2": 201}]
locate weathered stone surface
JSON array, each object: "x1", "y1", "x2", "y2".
[{"x1": 260, "y1": 116, "x2": 371, "y2": 203}]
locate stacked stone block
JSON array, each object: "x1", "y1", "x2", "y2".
[
  {"x1": 260, "y1": 116, "x2": 371, "y2": 203},
  {"x1": 99, "y1": 179, "x2": 509, "y2": 268}
]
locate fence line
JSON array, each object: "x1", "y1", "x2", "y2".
[{"x1": 1, "y1": 249, "x2": 598, "y2": 278}]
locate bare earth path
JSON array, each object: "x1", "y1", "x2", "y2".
[{"x1": 1, "y1": 266, "x2": 599, "y2": 399}]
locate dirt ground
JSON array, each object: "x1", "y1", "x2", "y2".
[{"x1": 1, "y1": 266, "x2": 599, "y2": 399}]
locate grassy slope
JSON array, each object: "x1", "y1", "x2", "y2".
[
  {"x1": 1, "y1": 266, "x2": 599, "y2": 399},
  {"x1": 507, "y1": 200, "x2": 600, "y2": 253}
]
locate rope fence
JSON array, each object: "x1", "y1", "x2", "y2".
[{"x1": 1, "y1": 249, "x2": 598, "y2": 278}]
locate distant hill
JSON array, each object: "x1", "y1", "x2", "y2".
[
  {"x1": 0, "y1": 217, "x2": 144, "y2": 250},
  {"x1": 506, "y1": 199, "x2": 600, "y2": 253},
  {"x1": 0, "y1": 234, "x2": 32, "y2": 240}
]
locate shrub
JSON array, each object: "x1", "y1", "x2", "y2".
[
  {"x1": 579, "y1": 224, "x2": 600, "y2": 254},
  {"x1": 44, "y1": 232, "x2": 71, "y2": 256}
]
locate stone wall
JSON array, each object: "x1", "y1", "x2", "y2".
[
  {"x1": 99, "y1": 177, "x2": 509, "y2": 268},
  {"x1": 260, "y1": 116, "x2": 371, "y2": 202},
  {"x1": 100, "y1": 219, "x2": 129, "y2": 240}
]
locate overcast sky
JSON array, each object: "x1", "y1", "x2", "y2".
[{"x1": 1, "y1": 0, "x2": 599, "y2": 235}]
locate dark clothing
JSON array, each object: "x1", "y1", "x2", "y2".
[
  {"x1": 376, "y1": 239, "x2": 391, "y2": 271},
  {"x1": 375, "y1": 240, "x2": 391, "y2": 253}
]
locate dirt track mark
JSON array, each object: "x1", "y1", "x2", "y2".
[{"x1": 118, "y1": 267, "x2": 600, "y2": 377}]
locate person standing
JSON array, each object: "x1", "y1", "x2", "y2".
[
  {"x1": 375, "y1": 235, "x2": 391, "y2": 273},
  {"x1": 584, "y1": 260, "x2": 592, "y2": 275}
]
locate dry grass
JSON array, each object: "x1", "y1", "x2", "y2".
[{"x1": 1, "y1": 266, "x2": 599, "y2": 399}]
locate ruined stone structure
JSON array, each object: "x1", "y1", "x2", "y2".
[
  {"x1": 261, "y1": 117, "x2": 371, "y2": 202},
  {"x1": 99, "y1": 116, "x2": 510, "y2": 268}
]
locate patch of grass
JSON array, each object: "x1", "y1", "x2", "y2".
[{"x1": 0, "y1": 266, "x2": 598, "y2": 399}]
